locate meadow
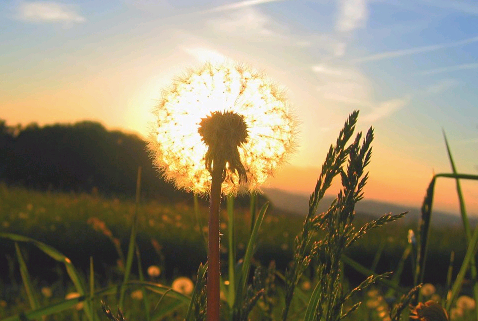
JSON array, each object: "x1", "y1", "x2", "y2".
[
  {"x1": 0, "y1": 177, "x2": 474, "y2": 320},
  {"x1": 1, "y1": 112, "x2": 477, "y2": 321}
]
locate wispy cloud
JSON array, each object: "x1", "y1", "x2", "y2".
[
  {"x1": 361, "y1": 97, "x2": 410, "y2": 122},
  {"x1": 206, "y1": 7, "x2": 280, "y2": 38},
  {"x1": 417, "y1": 63, "x2": 478, "y2": 75},
  {"x1": 312, "y1": 64, "x2": 373, "y2": 106},
  {"x1": 336, "y1": 0, "x2": 368, "y2": 32},
  {"x1": 202, "y1": 0, "x2": 285, "y2": 13},
  {"x1": 425, "y1": 79, "x2": 460, "y2": 94},
  {"x1": 16, "y1": 1, "x2": 85, "y2": 23},
  {"x1": 352, "y1": 36, "x2": 478, "y2": 63}
]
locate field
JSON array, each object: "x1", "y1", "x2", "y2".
[
  {"x1": 0, "y1": 182, "x2": 475, "y2": 320},
  {"x1": 1, "y1": 113, "x2": 477, "y2": 321}
]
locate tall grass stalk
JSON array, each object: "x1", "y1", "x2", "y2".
[
  {"x1": 283, "y1": 111, "x2": 406, "y2": 321},
  {"x1": 443, "y1": 131, "x2": 478, "y2": 320},
  {"x1": 414, "y1": 171, "x2": 478, "y2": 316}
]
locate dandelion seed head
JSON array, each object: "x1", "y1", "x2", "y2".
[
  {"x1": 172, "y1": 276, "x2": 194, "y2": 295},
  {"x1": 456, "y1": 295, "x2": 475, "y2": 311},
  {"x1": 148, "y1": 62, "x2": 297, "y2": 195},
  {"x1": 41, "y1": 286, "x2": 52, "y2": 298},
  {"x1": 420, "y1": 283, "x2": 436, "y2": 297},
  {"x1": 147, "y1": 265, "x2": 161, "y2": 278},
  {"x1": 131, "y1": 289, "x2": 143, "y2": 300}
]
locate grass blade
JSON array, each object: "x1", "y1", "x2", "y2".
[
  {"x1": 341, "y1": 255, "x2": 406, "y2": 294},
  {"x1": 185, "y1": 263, "x2": 207, "y2": 321},
  {"x1": 235, "y1": 202, "x2": 269, "y2": 314},
  {"x1": 136, "y1": 246, "x2": 151, "y2": 321},
  {"x1": 0, "y1": 232, "x2": 92, "y2": 320},
  {"x1": 14, "y1": 243, "x2": 40, "y2": 311},
  {"x1": 443, "y1": 131, "x2": 478, "y2": 320},
  {"x1": 446, "y1": 222, "x2": 478, "y2": 311},
  {"x1": 0, "y1": 295, "x2": 86, "y2": 321},
  {"x1": 119, "y1": 166, "x2": 142, "y2": 309}
]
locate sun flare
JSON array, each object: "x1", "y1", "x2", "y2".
[{"x1": 148, "y1": 62, "x2": 296, "y2": 195}]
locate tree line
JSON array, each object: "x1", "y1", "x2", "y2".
[
  {"x1": 0, "y1": 119, "x2": 263, "y2": 206},
  {"x1": 0, "y1": 119, "x2": 192, "y2": 201}
]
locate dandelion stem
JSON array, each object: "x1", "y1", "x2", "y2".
[{"x1": 207, "y1": 163, "x2": 223, "y2": 321}]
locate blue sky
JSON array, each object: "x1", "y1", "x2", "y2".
[{"x1": 1, "y1": 0, "x2": 477, "y2": 213}]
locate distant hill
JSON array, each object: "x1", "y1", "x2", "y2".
[{"x1": 263, "y1": 187, "x2": 474, "y2": 227}]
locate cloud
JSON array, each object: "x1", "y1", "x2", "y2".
[
  {"x1": 352, "y1": 36, "x2": 478, "y2": 63},
  {"x1": 312, "y1": 64, "x2": 373, "y2": 106},
  {"x1": 336, "y1": 0, "x2": 368, "y2": 32},
  {"x1": 202, "y1": 0, "x2": 285, "y2": 13},
  {"x1": 361, "y1": 97, "x2": 410, "y2": 122},
  {"x1": 206, "y1": 7, "x2": 279, "y2": 37},
  {"x1": 17, "y1": 1, "x2": 85, "y2": 23},
  {"x1": 425, "y1": 79, "x2": 460, "y2": 94},
  {"x1": 417, "y1": 63, "x2": 478, "y2": 75}
]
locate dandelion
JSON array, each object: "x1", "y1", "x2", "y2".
[
  {"x1": 410, "y1": 300, "x2": 449, "y2": 321},
  {"x1": 41, "y1": 286, "x2": 52, "y2": 298},
  {"x1": 172, "y1": 277, "x2": 194, "y2": 295},
  {"x1": 147, "y1": 62, "x2": 296, "y2": 195},
  {"x1": 148, "y1": 61, "x2": 296, "y2": 321},
  {"x1": 456, "y1": 295, "x2": 475, "y2": 311},
  {"x1": 147, "y1": 265, "x2": 161, "y2": 278},
  {"x1": 131, "y1": 290, "x2": 143, "y2": 300},
  {"x1": 420, "y1": 283, "x2": 436, "y2": 297}
]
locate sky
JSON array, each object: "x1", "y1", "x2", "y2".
[{"x1": 1, "y1": 0, "x2": 478, "y2": 216}]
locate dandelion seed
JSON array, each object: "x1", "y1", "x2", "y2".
[
  {"x1": 172, "y1": 277, "x2": 194, "y2": 295},
  {"x1": 147, "y1": 62, "x2": 297, "y2": 195},
  {"x1": 147, "y1": 265, "x2": 161, "y2": 278}
]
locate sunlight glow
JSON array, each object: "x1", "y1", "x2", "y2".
[{"x1": 148, "y1": 62, "x2": 296, "y2": 195}]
